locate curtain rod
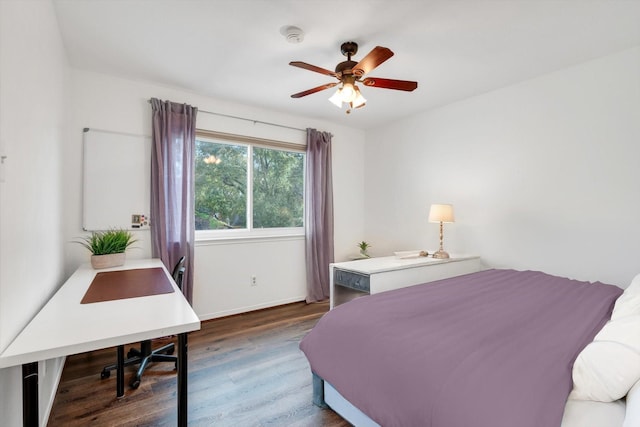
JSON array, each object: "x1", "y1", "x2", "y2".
[{"x1": 147, "y1": 100, "x2": 306, "y2": 133}]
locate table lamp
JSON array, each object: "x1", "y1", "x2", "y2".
[{"x1": 429, "y1": 204, "x2": 455, "y2": 259}]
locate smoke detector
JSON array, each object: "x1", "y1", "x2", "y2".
[{"x1": 280, "y1": 26, "x2": 304, "y2": 44}]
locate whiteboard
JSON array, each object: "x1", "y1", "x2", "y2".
[{"x1": 82, "y1": 128, "x2": 151, "y2": 231}]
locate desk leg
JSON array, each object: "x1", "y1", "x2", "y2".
[
  {"x1": 177, "y1": 332, "x2": 188, "y2": 427},
  {"x1": 22, "y1": 362, "x2": 38, "y2": 427},
  {"x1": 116, "y1": 345, "x2": 124, "y2": 398}
]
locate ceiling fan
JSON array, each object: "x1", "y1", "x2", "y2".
[{"x1": 290, "y1": 41, "x2": 418, "y2": 114}]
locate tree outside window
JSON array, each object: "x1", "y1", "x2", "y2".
[
  {"x1": 253, "y1": 147, "x2": 304, "y2": 229},
  {"x1": 194, "y1": 136, "x2": 304, "y2": 233}
]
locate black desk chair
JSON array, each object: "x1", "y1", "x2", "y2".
[{"x1": 100, "y1": 256, "x2": 186, "y2": 389}]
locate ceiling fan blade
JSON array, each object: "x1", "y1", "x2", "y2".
[
  {"x1": 352, "y1": 46, "x2": 394, "y2": 76},
  {"x1": 361, "y1": 77, "x2": 418, "y2": 92},
  {"x1": 291, "y1": 82, "x2": 339, "y2": 98},
  {"x1": 289, "y1": 61, "x2": 337, "y2": 77}
]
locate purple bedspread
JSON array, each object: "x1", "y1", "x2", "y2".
[{"x1": 300, "y1": 269, "x2": 622, "y2": 427}]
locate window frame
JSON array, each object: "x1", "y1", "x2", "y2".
[{"x1": 194, "y1": 129, "x2": 306, "y2": 241}]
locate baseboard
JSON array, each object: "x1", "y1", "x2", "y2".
[{"x1": 198, "y1": 296, "x2": 306, "y2": 321}]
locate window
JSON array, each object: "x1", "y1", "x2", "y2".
[{"x1": 195, "y1": 131, "x2": 305, "y2": 238}]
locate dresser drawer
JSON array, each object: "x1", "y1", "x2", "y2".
[{"x1": 334, "y1": 269, "x2": 370, "y2": 292}]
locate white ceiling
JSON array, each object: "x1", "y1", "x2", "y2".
[{"x1": 52, "y1": 0, "x2": 640, "y2": 130}]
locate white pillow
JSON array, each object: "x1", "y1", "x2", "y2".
[
  {"x1": 570, "y1": 340, "x2": 640, "y2": 401},
  {"x1": 612, "y1": 273, "x2": 640, "y2": 319},
  {"x1": 571, "y1": 315, "x2": 640, "y2": 402},
  {"x1": 592, "y1": 315, "x2": 640, "y2": 348},
  {"x1": 562, "y1": 398, "x2": 626, "y2": 427}
]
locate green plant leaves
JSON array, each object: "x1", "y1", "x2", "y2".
[{"x1": 76, "y1": 229, "x2": 137, "y2": 255}]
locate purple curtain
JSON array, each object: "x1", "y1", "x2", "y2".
[
  {"x1": 305, "y1": 128, "x2": 334, "y2": 303},
  {"x1": 150, "y1": 98, "x2": 197, "y2": 304}
]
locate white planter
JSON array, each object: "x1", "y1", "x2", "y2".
[{"x1": 91, "y1": 253, "x2": 126, "y2": 269}]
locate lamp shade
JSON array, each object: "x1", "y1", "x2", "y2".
[
  {"x1": 429, "y1": 204, "x2": 455, "y2": 223},
  {"x1": 351, "y1": 86, "x2": 366, "y2": 108},
  {"x1": 328, "y1": 89, "x2": 343, "y2": 108}
]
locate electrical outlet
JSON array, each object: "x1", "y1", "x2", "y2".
[{"x1": 251, "y1": 275, "x2": 257, "y2": 286}]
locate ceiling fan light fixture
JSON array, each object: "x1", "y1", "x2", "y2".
[
  {"x1": 351, "y1": 86, "x2": 366, "y2": 109},
  {"x1": 340, "y1": 82, "x2": 356, "y2": 102},
  {"x1": 329, "y1": 83, "x2": 366, "y2": 111},
  {"x1": 328, "y1": 88, "x2": 343, "y2": 108}
]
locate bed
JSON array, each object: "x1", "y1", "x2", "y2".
[{"x1": 300, "y1": 269, "x2": 640, "y2": 427}]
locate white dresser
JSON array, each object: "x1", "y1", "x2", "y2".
[{"x1": 330, "y1": 254, "x2": 482, "y2": 308}]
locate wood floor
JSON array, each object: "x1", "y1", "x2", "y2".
[{"x1": 47, "y1": 301, "x2": 351, "y2": 427}]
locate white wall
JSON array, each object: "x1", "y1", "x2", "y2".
[
  {"x1": 64, "y1": 70, "x2": 366, "y2": 319},
  {"x1": 0, "y1": 0, "x2": 69, "y2": 425},
  {"x1": 364, "y1": 47, "x2": 640, "y2": 288}
]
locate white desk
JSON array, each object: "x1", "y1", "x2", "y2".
[
  {"x1": 0, "y1": 259, "x2": 201, "y2": 427},
  {"x1": 330, "y1": 254, "x2": 482, "y2": 308}
]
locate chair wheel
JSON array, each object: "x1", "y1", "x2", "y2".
[
  {"x1": 167, "y1": 347, "x2": 175, "y2": 355},
  {"x1": 100, "y1": 370, "x2": 110, "y2": 379},
  {"x1": 130, "y1": 377, "x2": 141, "y2": 389},
  {"x1": 127, "y1": 349, "x2": 136, "y2": 358},
  {"x1": 174, "y1": 361, "x2": 178, "y2": 370}
]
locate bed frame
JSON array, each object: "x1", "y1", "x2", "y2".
[{"x1": 313, "y1": 373, "x2": 380, "y2": 426}]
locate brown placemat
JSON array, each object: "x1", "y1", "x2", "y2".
[{"x1": 81, "y1": 267, "x2": 175, "y2": 304}]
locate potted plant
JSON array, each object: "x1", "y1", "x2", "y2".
[
  {"x1": 357, "y1": 241, "x2": 371, "y2": 258},
  {"x1": 77, "y1": 229, "x2": 137, "y2": 269}
]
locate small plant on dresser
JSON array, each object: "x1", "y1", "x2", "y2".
[{"x1": 357, "y1": 241, "x2": 371, "y2": 258}]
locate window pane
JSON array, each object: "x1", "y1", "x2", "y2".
[
  {"x1": 194, "y1": 139, "x2": 247, "y2": 230},
  {"x1": 253, "y1": 147, "x2": 304, "y2": 228}
]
